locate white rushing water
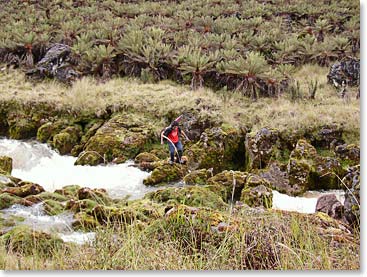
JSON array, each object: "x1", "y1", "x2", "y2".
[
  {"x1": 0, "y1": 203, "x2": 95, "y2": 245},
  {"x1": 0, "y1": 138, "x2": 155, "y2": 200}
]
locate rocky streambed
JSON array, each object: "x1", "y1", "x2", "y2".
[{"x1": 0, "y1": 100, "x2": 360, "y2": 250}]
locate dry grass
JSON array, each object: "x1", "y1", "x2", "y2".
[
  {"x1": 0, "y1": 64, "x2": 360, "y2": 143},
  {"x1": 0, "y1": 210, "x2": 360, "y2": 270}
]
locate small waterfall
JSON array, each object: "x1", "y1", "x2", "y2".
[{"x1": 0, "y1": 138, "x2": 154, "y2": 199}]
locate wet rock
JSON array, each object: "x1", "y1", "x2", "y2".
[
  {"x1": 0, "y1": 174, "x2": 16, "y2": 189},
  {"x1": 77, "y1": 187, "x2": 112, "y2": 205},
  {"x1": 25, "y1": 191, "x2": 69, "y2": 204},
  {"x1": 186, "y1": 126, "x2": 245, "y2": 173},
  {"x1": 245, "y1": 127, "x2": 280, "y2": 170},
  {"x1": 54, "y1": 185, "x2": 81, "y2": 199},
  {"x1": 0, "y1": 156, "x2": 12, "y2": 175},
  {"x1": 240, "y1": 184, "x2": 273, "y2": 209},
  {"x1": 65, "y1": 199, "x2": 99, "y2": 213},
  {"x1": 2, "y1": 225, "x2": 64, "y2": 256},
  {"x1": 316, "y1": 194, "x2": 344, "y2": 219},
  {"x1": 1, "y1": 181, "x2": 45, "y2": 198},
  {"x1": 183, "y1": 168, "x2": 213, "y2": 186},
  {"x1": 145, "y1": 186, "x2": 227, "y2": 210}
]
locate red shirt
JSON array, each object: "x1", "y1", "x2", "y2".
[{"x1": 168, "y1": 127, "x2": 179, "y2": 143}]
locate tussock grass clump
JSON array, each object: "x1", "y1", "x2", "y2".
[{"x1": 0, "y1": 209, "x2": 359, "y2": 270}]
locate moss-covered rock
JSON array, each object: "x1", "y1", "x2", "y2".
[
  {"x1": 134, "y1": 152, "x2": 160, "y2": 164},
  {"x1": 0, "y1": 193, "x2": 22, "y2": 209},
  {"x1": 42, "y1": 199, "x2": 66, "y2": 216},
  {"x1": 1, "y1": 181, "x2": 45, "y2": 198},
  {"x1": 2, "y1": 225, "x2": 64, "y2": 256},
  {"x1": 287, "y1": 139, "x2": 344, "y2": 194},
  {"x1": 0, "y1": 156, "x2": 12, "y2": 175},
  {"x1": 24, "y1": 191, "x2": 69, "y2": 204},
  {"x1": 334, "y1": 144, "x2": 360, "y2": 166},
  {"x1": 186, "y1": 126, "x2": 245, "y2": 173},
  {"x1": 54, "y1": 185, "x2": 81, "y2": 199},
  {"x1": 77, "y1": 187, "x2": 112, "y2": 205},
  {"x1": 183, "y1": 168, "x2": 213, "y2": 186},
  {"x1": 245, "y1": 127, "x2": 281, "y2": 170},
  {"x1": 72, "y1": 212, "x2": 101, "y2": 230},
  {"x1": 143, "y1": 162, "x2": 188, "y2": 186},
  {"x1": 91, "y1": 205, "x2": 140, "y2": 225},
  {"x1": 36, "y1": 120, "x2": 68, "y2": 143},
  {"x1": 306, "y1": 124, "x2": 344, "y2": 148},
  {"x1": 206, "y1": 170, "x2": 247, "y2": 201},
  {"x1": 75, "y1": 113, "x2": 155, "y2": 165},
  {"x1": 52, "y1": 125, "x2": 83, "y2": 155},
  {"x1": 145, "y1": 186, "x2": 228, "y2": 210},
  {"x1": 240, "y1": 185, "x2": 273, "y2": 209},
  {"x1": 342, "y1": 165, "x2": 360, "y2": 228},
  {"x1": 0, "y1": 174, "x2": 17, "y2": 189},
  {"x1": 8, "y1": 118, "x2": 38, "y2": 139},
  {"x1": 65, "y1": 199, "x2": 99, "y2": 213}
]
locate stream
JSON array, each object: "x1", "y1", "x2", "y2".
[{"x1": 0, "y1": 138, "x2": 345, "y2": 244}]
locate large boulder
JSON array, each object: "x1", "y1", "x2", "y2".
[
  {"x1": 52, "y1": 125, "x2": 83, "y2": 155},
  {"x1": 75, "y1": 113, "x2": 155, "y2": 165},
  {"x1": 287, "y1": 139, "x2": 344, "y2": 194},
  {"x1": 245, "y1": 127, "x2": 281, "y2": 170},
  {"x1": 186, "y1": 126, "x2": 245, "y2": 173},
  {"x1": 25, "y1": 43, "x2": 79, "y2": 84},
  {"x1": 206, "y1": 170, "x2": 247, "y2": 201},
  {"x1": 143, "y1": 162, "x2": 188, "y2": 186},
  {"x1": 183, "y1": 168, "x2": 213, "y2": 186},
  {"x1": 316, "y1": 194, "x2": 344, "y2": 220}
]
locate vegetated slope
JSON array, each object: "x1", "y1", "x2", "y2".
[{"x1": 0, "y1": 0, "x2": 360, "y2": 96}]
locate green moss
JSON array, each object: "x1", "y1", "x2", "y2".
[
  {"x1": 2, "y1": 225, "x2": 64, "y2": 256},
  {"x1": 143, "y1": 163, "x2": 188, "y2": 186},
  {"x1": 0, "y1": 156, "x2": 12, "y2": 175},
  {"x1": 145, "y1": 186, "x2": 228, "y2": 210}
]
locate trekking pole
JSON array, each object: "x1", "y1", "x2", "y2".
[{"x1": 162, "y1": 134, "x2": 182, "y2": 164}]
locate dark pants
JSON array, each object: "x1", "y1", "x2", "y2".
[{"x1": 168, "y1": 141, "x2": 183, "y2": 162}]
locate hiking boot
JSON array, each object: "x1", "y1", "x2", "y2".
[{"x1": 169, "y1": 160, "x2": 174, "y2": 165}]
